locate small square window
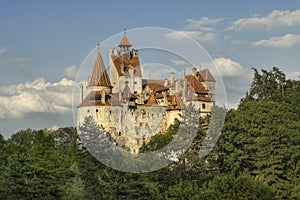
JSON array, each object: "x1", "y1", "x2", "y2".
[{"x1": 96, "y1": 109, "x2": 99, "y2": 112}]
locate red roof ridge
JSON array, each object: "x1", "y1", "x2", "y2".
[{"x1": 78, "y1": 90, "x2": 111, "y2": 107}]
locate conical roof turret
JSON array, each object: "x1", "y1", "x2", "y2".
[
  {"x1": 118, "y1": 31, "x2": 132, "y2": 48},
  {"x1": 88, "y1": 50, "x2": 111, "y2": 87}
]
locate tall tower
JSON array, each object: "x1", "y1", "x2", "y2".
[
  {"x1": 199, "y1": 68, "x2": 216, "y2": 102},
  {"x1": 77, "y1": 47, "x2": 113, "y2": 135},
  {"x1": 109, "y1": 31, "x2": 142, "y2": 94}
]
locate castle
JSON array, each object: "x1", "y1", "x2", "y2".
[{"x1": 77, "y1": 32, "x2": 215, "y2": 153}]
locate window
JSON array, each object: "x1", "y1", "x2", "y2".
[
  {"x1": 87, "y1": 109, "x2": 90, "y2": 113},
  {"x1": 198, "y1": 93, "x2": 206, "y2": 97},
  {"x1": 96, "y1": 109, "x2": 98, "y2": 112},
  {"x1": 118, "y1": 132, "x2": 122, "y2": 136},
  {"x1": 202, "y1": 103, "x2": 206, "y2": 109}
]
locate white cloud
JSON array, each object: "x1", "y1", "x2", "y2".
[
  {"x1": 228, "y1": 9, "x2": 300, "y2": 30},
  {"x1": 48, "y1": 125, "x2": 60, "y2": 131},
  {"x1": 213, "y1": 57, "x2": 244, "y2": 77},
  {"x1": 11, "y1": 57, "x2": 30, "y2": 64},
  {"x1": 166, "y1": 31, "x2": 215, "y2": 42},
  {"x1": 0, "y1": 46, "x2": 7, "y2": 56},
  {"x1": 141, "y1": 63, "x2": 174, "y2": 80},
  {"x1": 0, "y1": 78, "x2": 74, "y2": 119},
  {"x1": 173, "y1": 60, "x2": 188, "y2": 66},
  {"x1": 64, "y1": 65, "x2": 78, "y2": 78},
  {"x1": 286, "y1": 71, "x2": 300, "y2": 80},
  {"x1": 185, "y1": 17, "x2": 224, "y2": 31},
  {"x1": 252, "y1": 34, "x2": 300, "y2": 48},
  {"x1": 230, "y1": 40, "x2": 250, "y2": 45}
]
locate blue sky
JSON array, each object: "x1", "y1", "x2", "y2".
[{"x1": 1, "y1": 0, "x2": 300, "y2": 138}]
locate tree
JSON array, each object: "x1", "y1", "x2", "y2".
[
  {"x1": 249, "y1": 67, "x2": 286, "y2": 100},
  {"x1": 139, "y1": 119, "x2": 180, "y2": 153},
  {"x1": 217, "y1": 71, "x2": 300, "y2": 199},
  {"x1": 200, "y1": 174, "x2": 275, "y2": 200},
  {"x1": 165, "y1": 180, "x2": 201, "y2": 200}
]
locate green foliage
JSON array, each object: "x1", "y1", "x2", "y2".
[
  {"x1": 139, "y1": 118, "x2": 180, "y2": 152},
  {"x1": 200, "y1": 174, "x2": 275, "y2": 200},
  {"x1": 0, "y1": 128, "x2": 80, "y2": 199},
  {"x1": 249, "y1": 67, "x2": 286, "y2": 100},
  {"x1": 165, "y1": 180, "x2": 201, "y2": 200},
  {"x1": 218, "y1": 72, "x2": 300, "y2": 199}
]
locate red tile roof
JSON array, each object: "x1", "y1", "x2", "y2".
[
  {"x1": 111, "y1": 55, "x2": 142, "y2": 76},
  {"x1": 144, "y1": 83, "x2": 168, "y2": 92},
  {"x1": 185, "y1": 87, "x2": 212, "y2": 102},
  {"x1": 145, "y1": 79, "x2": 165, "y2": 86},
  {"x1": 199, "y1": 68, "x2": 215, "y2": 82},
  {"x1": 146, "y1": 92, "x2": 158, "y2": 105},
  {"x1": 118, "y1": 33, "x2": 132, "y2": 47},
  {"x1": 197, "y1": 97, "x2": 212, "y2": 102},
  {"x1": 167, "y1": 94, "x2": 183, "y2": 110},
  {"x1": 78, "y1": 91, "x2": 111, "y2": 107},
  {"x1": 185, "y1": 74, "x2": 208, "y2": 94},
  {"x1": 88, "y1": 51, "x2": 111, "y2": 87}
]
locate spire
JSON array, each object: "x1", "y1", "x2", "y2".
[
  {"x1": 146, "y1": 92, "x2": 158, "y2": 105},
  {"x1": 118, "y1": 29, "x2": 132, "y2": 48},
  {"x1": 88, "y1": 48, "x2": 111, "y2": 87}
]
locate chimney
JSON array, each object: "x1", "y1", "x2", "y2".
[
  {"x1": 133, "y1": 49, "x2": 138, "y2": 57},
  {"x1": 101, "y1": 90, "x2": 106, "y2": 104},
  {"x1": 164, "y1": 79, "x2": 168, "y2": 87},
  {"x1": 170, "y1": 72, "x2": 175, "y2": 84},
  {"x1": 192, "y1": 67, "x2": 197, "y2": 76},
  {"x1": 79, "y1": 84, "x2": 83, "y2": 103},
  {"x1": 175, "y1": 81, "x2": 179, "y2": 92},
  {"x1": 183, "y1": 80, "x2": 187, "y2": 102},
  {"x1": 114, "y1": 48, "x2": 118, "y2": 55}
]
